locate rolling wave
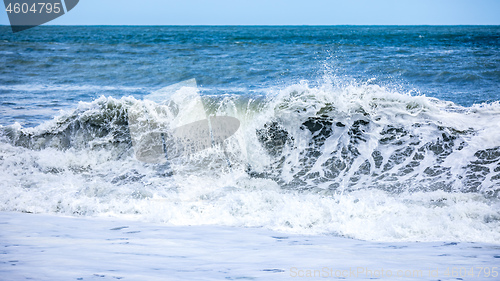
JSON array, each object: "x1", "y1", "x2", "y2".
[{"x1": 1, "y1": 81, "x2": 499, "y2": 242}]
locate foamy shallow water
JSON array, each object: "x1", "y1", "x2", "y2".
[{"x1": 1, "y1": 212, "x2": 499, "y2": 281}]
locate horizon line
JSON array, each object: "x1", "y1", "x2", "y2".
[{"x1": 2, "y1": 24, "x2": 500, "y2": 27}]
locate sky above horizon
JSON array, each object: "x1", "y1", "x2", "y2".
[{"x1": 1, "y1": 0, "x2": 500, "y2": 26}]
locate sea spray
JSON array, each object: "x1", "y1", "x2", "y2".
[{"x1": 1, "y1": 80, "x2": 499, "y2": 243}]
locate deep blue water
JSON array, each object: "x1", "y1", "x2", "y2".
[
  {"x1": 0, "y1": 26, "x2": 499, "y2": 126},
  {"x1": 1, "y1": 26, "x2": 500, "y2": 242}
]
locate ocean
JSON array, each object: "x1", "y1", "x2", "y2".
[{"x1": 1, "y1": 26, "x2": 499, "y2": 280}]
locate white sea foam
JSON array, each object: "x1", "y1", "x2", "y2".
[
  {"x1": 1, "y1": 81, "x2": 499, "y2": 243},
  {"x1": 1, "y1": 211, "x2": 499, "y2": 281}
]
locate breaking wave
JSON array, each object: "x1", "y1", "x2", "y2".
[{"x1": 1, "y1": 79, "x2": 500, "y2": 243}]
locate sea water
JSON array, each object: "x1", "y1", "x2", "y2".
[{"x1": 0, "y1": 26, "x2": 499, "y2": 280}]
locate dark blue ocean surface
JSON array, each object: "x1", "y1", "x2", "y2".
[
  {"x1": 0, "y1": 26, "x2": 499, "y2": 126},
  {"x1": 1, "y1": 26, "x2": 500, "y2": 242}
]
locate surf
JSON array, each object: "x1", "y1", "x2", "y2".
[{"x1": 1, "y1": 78, "x2": 499, "y2": 243}]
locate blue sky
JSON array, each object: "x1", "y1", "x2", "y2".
[{"x1": 1, "y1": 0, "x2": 500, "y2": 25}]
